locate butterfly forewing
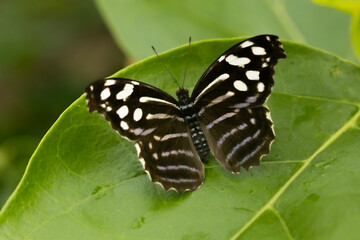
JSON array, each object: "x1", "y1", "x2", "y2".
[
  {"x1": 85, "y1": 78, "x2": 179, "y2": 140},
  {"x1": 85, "y1": 78, "x2": 204, "y2": 192},
  {"x1": 193, "y1": 35, "x2": 285, "y2": 172},
  {"x1": 192, "y1": 35, "x2": 285, "y2": 109}
]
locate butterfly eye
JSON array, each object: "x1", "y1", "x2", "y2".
[{"x1": 176, "y1": 88, "x2": 189, "y2": 100}]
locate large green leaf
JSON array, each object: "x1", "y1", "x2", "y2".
[
  {"x1": 96, "y1": 0, "x2": 357, "y2": 62},
  {"x1": 1, "y1": 38, "x2": 360, "y2": 239}
]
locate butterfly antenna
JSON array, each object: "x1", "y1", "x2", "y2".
[
  {"x1": 151, "y1": 45, "x2": 181, "y2": 88},
  {"x1": 182, "y1": 37, "x2": 192, "y2": 88}
]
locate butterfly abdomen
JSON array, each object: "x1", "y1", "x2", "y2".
[
  {"x1": 178, "y1": 90, "x2": 210, "y2": 162},
  {"x1": 187, "y1": 118, "x2": 209, "y2": 162}
]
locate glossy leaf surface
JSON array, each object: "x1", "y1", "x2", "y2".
[{"x1": 1, "y1": 38, "x2": 360, "y2": 239}]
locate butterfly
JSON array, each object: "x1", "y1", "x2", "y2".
[{"x1": 85, "y1": 35, "x2": 286, "y2": 193}]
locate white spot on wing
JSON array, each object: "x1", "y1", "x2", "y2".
[
  {"x1": 266, "y1": 111, "x2": 272, "y2": 121},
  {"x1": 266, "y1": 36, "x2": 271, "y2": 41},
  {"x1": 232, "y1": 103, "x2": 250, "y2": 108},
  {"x1": 175, "y1": 117, "x2": 185, "y2": 122},
  {"x1": 161, "y1": 149, "x2": 194, "y2": 157},
  {"x1": 133, "y1": 128, "x2": 143, "y2": 135},
  {"x1": 135, "y1": 143, "x2": 141, "y2": 156},
  {"x1": 138, "y1": 157, "x2": 146, "y2": 168},
  {"x1": 131, "y1": 81, "x2": 139, "y2": 85},
  {"x1": 146, "y1": 113, "x2": 172, "y2": 120},
  {"x1": 252, "y1": 46, "x2": 266, "y2": 55},
  {"x1": 89, "y1": 85, "x2": 94, "y2": 91},
  {"x1": 225, "y1": 55, "x2": 250, "y2": 67},
  {"x1": 218, "y1": 55, "x2": 225, "y2": 62},
  {"x1": 240, "y1": 40, "x2": 254, "y2": 48},
  {"x1": 217, "y1": 123, "x2": 248, "y2": 145},
  {"x1": 234, "y1": 80, "x2": 247, "y2": 91},
  {"x1": 257, "y1": 82, "x2": 265, "y2": 92},
  {"x1": 104, "y1": 80, "x2": 116, "y2": 86},
  {"x1": 198, "y1": 91, "x2": 234, "y2": 116},
  {"x1": 116, "y1": 84, "x2": 134, "y2": 100},
  {"x1": 250, "y1": 118, "x2": 256, "y2": 124},
  {"x1": 246, "y1": 70, "x2": 260, "y2": 80},
  {"x1": 116, "y1": 105, "x2": 129, "y2": 119},
  {"x1": 236, "y1": 137, "x2": 265, "y2": 166},
  {"x1": 133, "y1": 108, "x2": 143, "y2": 121},
  {"x1": 206, "y1": 112, "x2": 237, "y2": 129},
  {"x1": 156, "y1": 165, "x2": 198, "y2": 172},
  {"x1": 195, "y1": 73, "x2": 230, "y2": 102},
  {"x1": 100, "y1": 88, "x2": 111, "y2": 100},
  {"x1": 226, "y1": 137, "x2": 252, "y2": 160},
  {"x1": 160, "y1": 133, "x2": 188, "y2": 141},
  {"x1": 158, "y1": 176, "x2": 197, "y2": 184},
  {"x1": 120, "y1": 121, "x2": 129, "y2": 130},
  {"x1": 246, "y1": 96, "x2": 258, "y2": 103},
  {"x1": 141, "y1": 127, "x2": 156, "y2": 136},
  {"x1": 139, "y1": 96, "x2": 178, "y2": 109}
]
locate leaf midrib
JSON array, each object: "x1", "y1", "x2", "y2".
[{"x1": 230, "y1": 107, "x2": 360, "y2": 239}]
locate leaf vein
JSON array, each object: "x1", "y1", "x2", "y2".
[
  {"x1": 230, "y1": 107, "x2": 360, "y2": 239},
  {"x1": 273, "y1": 92, "x2": 360, "y2": 106},
  {"x1": 23, "y1": 174, "x2": 146, "y2": 239},
  {"x1": 270, "y1": 207, "x2": 295, "y2": 240}
]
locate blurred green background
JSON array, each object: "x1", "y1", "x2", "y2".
[
  {"x1": 0, "y1": 0, "x2": 358, "y2": 208},
  {"x1": 0, "y1": 1, "x2": 125, "y2": 206}
]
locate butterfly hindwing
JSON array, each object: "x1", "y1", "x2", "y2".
[
  {"x1": 199, "y1": 106, "x2": 274, "y2": 172},
  {"x1": 85, "y1": 78, "x2": 204, "y2": 192},
  {"x1": 135, "y1": 122, "x2": 204, "y2": 193}
]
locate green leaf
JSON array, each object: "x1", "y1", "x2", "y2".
[
  {"x1": 313, "y1": 0, "x2": 360, "y2": 60},
  {"x1": 1, "y1": 38, "x2": 360, "y2": 239},
  {"x1": 95, "y1": 0, "x2": 357, "y2": 62}
]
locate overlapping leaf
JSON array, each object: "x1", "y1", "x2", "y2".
[
  {"x1": 96, "y1": 0, "x2": 357, "y2": 62},
  {"x1": 314, "y1": 0, "x2": 360, "y2": 59}
]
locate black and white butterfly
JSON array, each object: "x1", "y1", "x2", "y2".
[{"x1": 85, "y1": 35, "x2": 286, "y2": 193}]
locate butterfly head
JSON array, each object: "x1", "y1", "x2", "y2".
[{"x1": 176, "y1": 88, "x2": 190, "y2": 103}]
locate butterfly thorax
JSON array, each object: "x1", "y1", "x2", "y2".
[{"x1": 176, "y1": 88, "x2": 210, "y2": 162}]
